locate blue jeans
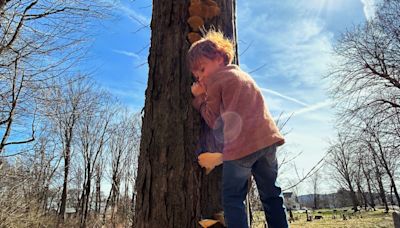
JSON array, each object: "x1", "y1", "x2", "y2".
[{"x1": 222, "y1": 144, "x2": 289, "y2": 228}]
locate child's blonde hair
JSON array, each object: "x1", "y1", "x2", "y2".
[{"x1": 187, "y1": 30, "x2": 235, "y2": 71}]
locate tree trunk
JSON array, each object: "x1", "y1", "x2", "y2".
[
  {"x1": 374, "y1": 137, "x2": 400, "y2": 207},
  {"x1": 134, "y1": 1, "x2": 237, "y2": 227},
  {"x1": 348, "y1": 182, "x2": 359, "y2": 212},
  {"x1": 314, "y1": 194, "x2": 319, "y2": 210},
  {"x1": 103, "y1": 186, "x2": 113, "y2": 225},
  {"x1": 80, "y1": 166, "x2": 91, "y2": 228},
  {"x1": 380, "y1": 159, "x2": 400, "y2": 207},
  {"x1": 59, "y1": 137, "x2": 72, "y2": 221},
  {"x1": 356, "y1": 182, "x2": 368, "y2": 210},
  {"x1": 366, "y1": 179, "x2": 376, "y2": 211},
  {"x1": 361, "y1": 163, "x2": 376, "y2": 210},
  {"x1": 376, "y1": 170, "x2": 389, "y2": 213},
  {"x1": 95, "y1": 166, "x2": 101, "y2": 213},
  {"x1": 103, "y1": 172, "x2": 121, "y2": 226},
  {"x1": 372, "y1": 153, "x2": 389, "y2": 213}
]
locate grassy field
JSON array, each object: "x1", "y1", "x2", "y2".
[{"x1": 252, "y1": 209, "x2": 395, "y2": 228}]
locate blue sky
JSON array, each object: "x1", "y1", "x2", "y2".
[{"x1": 89, "y1": 0, "x2": 378, "y2": 193}]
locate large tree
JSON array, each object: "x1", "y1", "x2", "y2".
[{"x1": 134, "y1": 1, "x2": 237, "y2": 227}]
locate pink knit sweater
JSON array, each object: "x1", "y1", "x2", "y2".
[{"x1": 192, "y1": 64, "x2": 285, "y2": 161}]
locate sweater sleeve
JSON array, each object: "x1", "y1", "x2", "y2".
[
  {"x1": 192, "y1": 93, "x2": 206, "y2": 110},
  {"x1": 192, "y1": 83, "x2": 222, "y2": 129}
]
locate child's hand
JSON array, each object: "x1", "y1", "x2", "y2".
[
  {"x1": 191, "y1": 82, "x2": 205, "y2": 97},
  {"x1": 198, "y1": 152, "x2": 223, "y2": 174}
]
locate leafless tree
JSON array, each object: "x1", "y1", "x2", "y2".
[
  {"x1": 326, "y1": 0, "x2": 400, "y2": 212},
  {"x1": 93, "y1": 157, "x2": 105, "y2": 214},
  {"x1": 0, "y1": 125, "x2": 62, "y2": 226},
  {"x1": 0, "y1": 0, "x2": 109, "y2": 155},
  {"x1": 0, "y1": 1, "x2": 146, "y2": 226},
  {"x1": 310, "y1": 170, "x2": 320, "y2": 209},
  {"x1": 329, "y1": 6, "x2": 400, "y2": 120},
  {"x1": 327, "y1": 134, "x2": 359, "y2": 211},
  {"x1": 44, "y1": 76, "x2": 95, "y2": 221},
  {"x1": 358, "y1": 150, "x2": 376, "y2": 210},
  {"x1": 371, "y1": 149, "x2": 390, "y2": 212},
  {"x1": 327, "y1": 0, "x2": 400, "y2": 153},
  {"x1": 76, "y1": 90, "x2": 116, "y2": 227},
  {"x1": 27, "y1": 133, "x2": 62, "y2": 213},
  {"x1": 362, "y1": 120, "x2": 400, "y2": 206},
  {"x1": 103, "y1": 110, "x2": 141, "y2": 227},
  {"x1": 353, "y1": 149, "x2": 369, "y2": 210},
  {"x1": 0, "y1": 157, "x2": 46, "y2": 226}
]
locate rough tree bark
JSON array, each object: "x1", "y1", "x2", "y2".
[{"x1": 134, "y1": 1, "x2": 237, "y2": 227}]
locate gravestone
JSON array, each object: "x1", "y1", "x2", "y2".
[{"x1": 393, "y1": 211, "x2": 400, "y2": 228}]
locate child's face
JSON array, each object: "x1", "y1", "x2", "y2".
[{"x1": 192, "y1": 56, "x2": 224, "y2": 83}]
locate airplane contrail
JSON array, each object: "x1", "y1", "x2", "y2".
[{"x1": 260, "y1": 88, "x2": 308, "y2": 107}]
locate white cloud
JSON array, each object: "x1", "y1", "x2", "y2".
[
  {"x1": 105, "y1": 0, "x2": 150, "y2": 26},
  {"x1": 237, "y1": 2, "x2": 335, "y2": 88},
  {"x1": 292, "y1": 100, "x2": 332, "y2": 117},
  {"x1": 272, "y1": 23, "x2": 334, "y2": 87},
  {"x1": 275, "y1": 100, "x2": 333, "y2": 121},
  {"x1": 360, "y1": 0, "x2": 378, "y2": 20},
  {"x1": 261, "y1": 88, "x2": 308, "y2": 107},
  {"x1": 235, "y1": 1, "x2": 365, "y2": 184},
  {"x1": 112, "y1": 49, "x2": 141, "y2": 59}
]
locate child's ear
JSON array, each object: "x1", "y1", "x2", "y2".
[{"x1": 217, "y1": 55, "x2": 225, "y2": 65}]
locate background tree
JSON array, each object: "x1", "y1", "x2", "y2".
[
  {"x1": 103, "y1": 110, "x2": 141, "y2": 227},
  {"x1": 359, "y1": 152, "x2": 376, "y2": 210},
  {"x1": 0, "y1": 0, "x2": 107, "y2": 154},
  {"x1": 327, "y1": 134, "x2": 359, "y2": 211},
  {"x1": 327, "y1": 0, "x2": 400, "y2": 212},
  {"x1": 0, "y1": 1, "x2": 144, "y2": 227},
  {"x1": 45, "y1": 77, "x2": 94, "y2": 221},
  {"x1": 76, "y1": 90, "x2": 115, "y2": 227},
  {"x1": 311, "y1": 170, "x2": 320, "y2": 209}
]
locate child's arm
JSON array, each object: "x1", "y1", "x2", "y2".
[{"x1": 192, "y1": 83, "x2": 221, "y2": 129}]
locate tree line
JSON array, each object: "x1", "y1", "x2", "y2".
[
  {"x1": 326, "y1": 0, "x2": 400, "y2": 213},
  {"x1": 0, "y1": 0, "x2": 142, "y2": 227}
]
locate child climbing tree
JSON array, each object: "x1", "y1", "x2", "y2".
[{"x1": 134, "y1": 0, "x2": 237, "y2": 227}]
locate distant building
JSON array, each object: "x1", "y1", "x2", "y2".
[
  {"x1": 65, "y1": 207, "x2": 77, "y2": 219},
  {"x1": 283, "y1": 192, "x2": 300, "y2": 210}
]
